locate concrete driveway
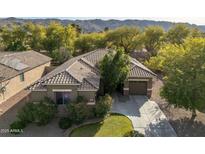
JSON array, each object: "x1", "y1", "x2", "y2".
[{"x1": 111, "y1": 94, "x2": 177, "y2": 137}]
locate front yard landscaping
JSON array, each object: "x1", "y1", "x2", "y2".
[
  {"x1": 58, "y1": 94, "x2": 112, "y2": 130},
  {"x1": 9, "y1": 97, "x2": 57, "y2": 134},
  {"x1": 7, "y1": 94, "x2": 113, "y2": 136},
  {"x1": 69, "y1": 113, "x2": 134, "y2": 137}
]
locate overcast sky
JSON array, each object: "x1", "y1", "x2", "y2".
[{"x1": 2, "y1": 0, "x2": 205, "y2": 26}]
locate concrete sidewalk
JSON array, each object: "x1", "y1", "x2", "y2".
[{"x1": 111, "y1": 94, "x2": 177, "y2": 137}]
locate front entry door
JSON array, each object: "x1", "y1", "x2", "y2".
[{"x1": 56, "y1": 92, "x2": 70, "y2": 105}]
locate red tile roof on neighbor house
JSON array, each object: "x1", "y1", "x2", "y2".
[{"x1": 29, "y1": 49, "x2": 155, "y2": 91}]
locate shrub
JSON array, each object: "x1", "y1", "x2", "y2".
[
  {"x1": 51, "y1": 47, "x2": 72, "y2": 65},
  {"x1": 17, "y1": 102, "x2": 35, "y2": 125},
  {"x1": 67, "y1": 103, "x2": 89, "y2": 124},
  {"x1": 11, "y1": 97, "x2": 57, "y2": 135},
  {"x1": 134, "y1": 131, "x2": 145, "y2": 137},
  {"x1": 71, "y1": 95, "x2": 88, "y2": 104},
  {"x1": 10, "y1": 120, "x2": 26, "y2": 134},
  {"x1": 123, "y1": 130, "x2": 144, "y2": 137},
  {"x1": 33, "y1": 100, "x2": 57, "y2": 126},
  {"x1": 58, "y1": 117, "x2": 73, "y2": 129},
  {"x1": 76, "y1": 95, "x2": 87, "y2": 103},
  {"x1": 95, "y1": 94, "x2": 112, "y2": 118},
  {"x1": 86, "y1": 106, "x2": 96, "y2": 119}
]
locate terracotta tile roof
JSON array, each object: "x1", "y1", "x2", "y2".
[
  {"x1": 78, "y1": 58, "x2": 100, "y2": 75},
  {"x1": 78, "y1": 79, "x2": 98, "y2": 91},
  {"x1": 0, "y1": 51, "x2": 51, "y2": 82},
  {"x1": 29, "y1": 49, "x2": 107, "y2": 91},
  {"x1": 43, "y1": 71, "x2": 80, "y2": 85},
  {"x1": 29, "y1": 48, "x2": 155, "y2": 91},
  {"x1": 129, "y1": 65, "x2": 155, "y2": 78},
  {"x1": 83, "y1": 49, "x2": 108, "y2": 65},
  {"x1": 29, "y1": 82, "x2": 46, "y2": 91},
  {"x1": 129, "y1": 58, "x2": 156, "y2": 78}
]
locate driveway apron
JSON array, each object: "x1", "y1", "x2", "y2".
[{"x1": 111, "y1": 94, "x2": 177, "y2": 137}]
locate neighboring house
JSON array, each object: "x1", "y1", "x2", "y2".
[
  {"x1": 29, "y1": 49, "x2": 155, "y2": 105},
  {"x1": 0, "y1": 51, "x2": 51, "y2": 104},
  {"x1": 130, "y1": 49, "x2": 151, "y2": 61}
]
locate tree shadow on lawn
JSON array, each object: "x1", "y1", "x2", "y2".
[
  {"x1": 70, "y1": 113, "x2": 133, "y2": 137},
  {"x1": 170, "y1": 117, "x2": 205, "y2": 137},
  {"x1": 70, "y1": 122, "x2": 102, "y2": 137}
]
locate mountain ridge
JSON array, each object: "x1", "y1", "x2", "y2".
[{"x1": 1, "y1": 17, "x2": 205, "y2": 32}]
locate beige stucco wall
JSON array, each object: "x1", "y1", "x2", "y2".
[
  {"x1": 30, "y1": 85, "x2": 97, "y2": 104},
  {"x1": 46, "y1": 85, "x2": 78, "y2": 102},
  {"x1": 0, "y1": 62, "x2": 50, "y2": 104},
  {"x1": 78, "y1": 91, "x2": 96, "y2": 101},
  {"x1": 30, "y1": 91, "x2": 48, "y2": 102}
]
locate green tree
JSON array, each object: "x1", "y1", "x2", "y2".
[
  {"x1": 71, "y1": 23, "x2": 82, "y2": 34},
  {"x1": 160, "y1": 38, "x2": 205, "y2": 120},
  {"x1": 63, "y1": 24, "x2": 78, "y2": 53},
  {"x1": 106, "y1": 26, "x2": 143, "y2": 53},
  {"x1": 75, "y1": 32, "x2": 106, "y2": 54},
  {"x1": 51, "y1": 47, "x2": 72, "y2": 65},
  {"x1": 145, "y1": 43, "x2": 186, "y2": 72},
  {"x1": 100, "y1": 48, "x2": 130, "y2": 94},
  {"x1": 43, "y1": 22, "x2": 64, "y2": 53},
  {"x1": 1, "y1": 25, "x2": 29, "y2": 51},
  {"x1": 143, "y1": 26, "x2": 164, "y2": 56},
  {"x1": 24, "y1": 22, "x2": 46, "y2": 51},
  {"x1": 95, "y1": 94, "x2": 112, "y2": 117},
  {"x1": 190, "y1": 27, "x2": 203, "y2": 38},
  {"x1": 166, "y1": 24, "x2": 190, "y2": 44}
]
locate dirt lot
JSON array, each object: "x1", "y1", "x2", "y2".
[{"x1": 151, "y1": 76, "x2": 205, "y2": 137}]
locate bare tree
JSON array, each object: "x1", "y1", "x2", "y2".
[{"x1": 0, "y1": 68, "x2": 10, "y2": 100}]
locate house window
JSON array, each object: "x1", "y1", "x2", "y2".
[
  {"x1": 56, "y1": 92, "x2": 71, "y2": 105},
  {"x1": 19, "y1": 73, "x2": 25, "y2": 82}
]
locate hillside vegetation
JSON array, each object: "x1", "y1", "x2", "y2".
[{"x1": 1, "y1": 18, "x2": 205, "y2": 32}]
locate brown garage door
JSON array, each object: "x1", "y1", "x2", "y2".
[{"x1": 129, "y1": 81, "x2": 147, "y2": 95}]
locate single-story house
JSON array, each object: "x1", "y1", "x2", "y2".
[
  {"x1": 0, "y1": 51, "x2": 51, "y2": 104},
  {"x1": 29, "y1": 49, "x2": 155, "y2": 105}
]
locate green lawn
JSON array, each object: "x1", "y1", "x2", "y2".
[{"x1": 70, "y1": 113, "x2": 134, "y2": 137}]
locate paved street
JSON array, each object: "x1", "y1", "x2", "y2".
[{"x1": 111, "y1": 94, "x2": 177, "y2": 137}]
